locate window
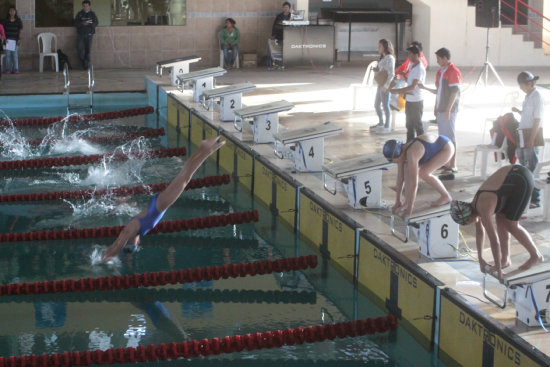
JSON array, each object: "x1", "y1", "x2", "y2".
[{"x1": 35, "y1": 0, "x2": 186, "y2": 27}]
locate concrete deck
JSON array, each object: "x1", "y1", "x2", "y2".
[{"x1": 1, "y1": 63, "x2": 549, "y2": 357}]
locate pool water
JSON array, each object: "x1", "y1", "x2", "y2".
[{"x1": 0, "y1": 97, "x2": 445, "y2": 366}]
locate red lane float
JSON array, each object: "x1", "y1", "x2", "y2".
[
  {"x1": 0, "y1": 254, "x2": 315, "y2": 296},
  {"x1": 0, "y1": 146, "x2": 186, "y2": 171},
  {"x1": 18, "y1": 128, "x2": 166, "y2": 147},
  {"x1": 0, "y1": 174, "x2": 230, "y2": 203},
  {"x1": 0, "y1": 106, "x2": 155, "y2": 127},
  {"x1": 0, "y1": 210, "x2": 259, "y2": 242},
  {"x1": 0, "y1": 314, "x2": 397, "y2": 366}
]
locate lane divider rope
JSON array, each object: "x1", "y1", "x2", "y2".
[
  {"x1": 0, "y1": 210, "x2": 259, "y2": 242},
  {"x1": 0, "y1": 254, "x2": 314, "y2": 296},
  {"x1": 0, "y1": 174, "x2": 230, "y2": 203},
  {"x1": 0, "y1": 313, "x2": 398, "y2": 366},
  {"x1": 0, "y1": 106, "x2": 155, "y2": 127},
  {"x1": 10, "y1": 128, "x2": 166, "y2": 147},
  {"x1": 0, "y1": 146, "x2": 187, "y2": 171}
]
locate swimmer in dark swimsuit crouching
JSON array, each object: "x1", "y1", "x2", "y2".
[
  {"x1": 383, "y1": 133, "x2": 454, "y2": 218},
  {"x1": 450, "y1": 165, "x2": 544, "y2": 282},
  {"x1": 102, "y1": 137, "x2": 225, "y2": 262}
]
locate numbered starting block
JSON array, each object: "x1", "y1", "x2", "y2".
[
  {"x1": 200, "y1": 83, "x2": 256, "y2": 122},
  {"x1": 274, "y1": 122, "x2": 343, "y2": 172},
  {"x1": 390, "y1": 206, "x2": 459, "y2": 259},
  {"x1": 482, "y1": 263, "x2": 550, "y2": 320},
  {"x1": 176, "y1": 67, "x2": 227, "y2": 102},
  {"x1": 508, "y1": 264, "x2": 550, "y2": 325},
  {"x1": 322, "y1": 154, "x2": 393, "y2": 208},
  {"x1": 156, "y1": 56, "x2": 201, "y2": 87},
  {"x1": 233, "y1": 100, "x2": 294, "y2": 144}
]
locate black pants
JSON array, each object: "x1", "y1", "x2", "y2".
[
  {"x1": 405, "y1": 100, "x2": 424, "y2": 143},
  {"x1": 77, "y1": 33, "x2": 93, "y2": 69}
]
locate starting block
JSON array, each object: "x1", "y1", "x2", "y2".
[
  {"x1": 507, "y1": 264, "x2": 550, "y2": 325},
  {"x1": 322, "y1": 154, "x2": 393, "y2": 208},
  {"x1": 200, "y1": 83, "x2": 256, "y2": 122},
  {"x1": 233, "y1": 100, "x2": 294, "y2": 144},
  {"x1": 176, "y1": 67, "x2": 227, "y2": 102},
  {"x1": 482, "y1": 263, "x2": 550, "y2": 321},
  {"x1": 156, "y1": 56, "x2": 201, "y2": 87},
  {"x1": 274, "y1": 122, "x2": 343, "y2": 172},
  {"x1": 390, "y1": 206, "x2": 459, "y2": 258}
]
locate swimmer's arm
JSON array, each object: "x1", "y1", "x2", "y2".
[
  {"x1": 102, "y1": 218, "x2": 140, "y2": 261},
  {"x1": 394, "y1": 159, "x2": 405, "y2": 203},
  {"x1": 475, "y1": 217, "x2": 488, "y2": 270},
  {"x1": 479, "y1": 211, "x2": 502, "y2": 281},
  {"x1": 403, "y1": 150, "x2": 421, "y2": 210}
]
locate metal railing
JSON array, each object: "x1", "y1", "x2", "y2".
[
  {"x1": 500, "y1": 0, "x2": 550, "y2": 48},
  {"x1": 63, "y1": 63, "x2": 95, "y2": 113}
]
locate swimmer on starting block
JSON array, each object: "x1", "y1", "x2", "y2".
[
  {"x1": 102, "y1": 137, "x2": 225, "y2": 262},
  {"x1": 383, "y1": 134, "x2": 454, "y2": 218},
  {"x1": 450, "y1": 165, "x2": 544, "y2": 282}
]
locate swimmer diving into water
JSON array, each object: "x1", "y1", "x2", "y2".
[{"x1": 102, "y1": 137, "x2": 225, "y2": 262}]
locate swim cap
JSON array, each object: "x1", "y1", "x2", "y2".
[
  {"x1": 450, "y1": 200, "x2": 472, "y2": 225},
  {"x1": 383, "y1": 139, "x2": 403, "y2": 161}
]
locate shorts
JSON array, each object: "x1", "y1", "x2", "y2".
[
  {"x1": 497, "y1": 165, "x2": 534, "y2": 221},
  {"x1": 436, "y1": 112, "x2": 457, "y2": 143}
]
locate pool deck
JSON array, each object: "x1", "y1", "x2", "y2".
[{"x1": 2, "y1": 64, "x2": 550, "y2": 357}]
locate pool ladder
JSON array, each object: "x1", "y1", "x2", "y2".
[{"x1": 63, "y1": 63, "x2": 95, "y2": 114}]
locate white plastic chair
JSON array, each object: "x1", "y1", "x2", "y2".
[
  {"x1": 219, "y1": 45, "x2": 239, "y2": 69},
  {"x1": 473, "y1": 133, "x2": 509, "y2": 179},
  {"x1": 38, "y1": 32, "x2": 59, "y2": 72},
  {"x1": 350, "y1": 60, "x2": 378, "y2": 111}
]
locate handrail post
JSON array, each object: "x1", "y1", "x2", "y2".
[
  {"x1": 88, "y1": 65, "x2": 95, "y2": 110},
  {"x1": 63, "y1": 63, "x2": 70, "y2": 112}
]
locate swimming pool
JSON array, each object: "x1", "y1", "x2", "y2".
[{"x1": 0, "y1": 94, "x2": 444, "y2": 366}]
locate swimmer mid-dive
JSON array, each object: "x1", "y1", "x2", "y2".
[
  {"x1": 102, "y1": 137, "x2": 225, "y2": 262},
  {"x1": 450, "y1": 165, "x2": 544, "y2": 283},
  {"x1": 383, "y1": 134, "x2": 454, "y2": 218}
]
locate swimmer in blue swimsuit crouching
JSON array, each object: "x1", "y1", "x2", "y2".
[
  {"x1": 102, "y1": 137, "x2": 225, "y2": 262},
  {"x1": 383, "y1": 134, "x2": 454, "y2": 218}
]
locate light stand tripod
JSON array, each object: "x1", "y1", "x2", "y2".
[{"x1": 475, "y1": 27, "x2": 504, "y2": 87}]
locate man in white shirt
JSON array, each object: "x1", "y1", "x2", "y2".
[
  {"x1": 389, "y1": 45, "x2": 426, "y2": 142},
  {"x1": 512, "y1": 71, "x2": 544, "y2": 208}
]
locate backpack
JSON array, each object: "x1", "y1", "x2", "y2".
[{"x1": 57, "y1": 49, "x2": 71, "y2": 70}]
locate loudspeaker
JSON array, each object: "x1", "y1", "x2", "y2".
[{"x1": 475, "y1": 0, "x2": 500, "y2": 28}]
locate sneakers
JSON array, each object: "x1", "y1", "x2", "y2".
[
  {"x1": 440, "y1": 167, "x2": 458, "y2": 174},
  {"x1": 439, "y1": 173, "x2": 455, "y2": 181},
  {"x1": 13, "y1": 70, "x2": 19, "y2": 74},
  {"x1": 370, "y1": 123, "x2": 383, "y2": 130},
  {"x1": 376, "y1": 127, "x2": 391, "y2": 134},
  {"x1": 529, "y1": 203, "x2": 541, "y2": 209},
  {"x1": 4, "y1": 70, "x2": 11, "y2": 74}
]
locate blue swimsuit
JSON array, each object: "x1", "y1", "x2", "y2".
[
  {"x1": 136, "y1": 194, "x2": 167, "y2": 236},
  {"x1": 410, "y1": 136, "x2": 451, "y2": 163}
]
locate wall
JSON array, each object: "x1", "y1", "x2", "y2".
[
  {"x1": 408, "y1": 0, "x2": 549, "y2": 67},
  {"x1": 14, "y1": 0, "x2": 284, "y2": 71}
]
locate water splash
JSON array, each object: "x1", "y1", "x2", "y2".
[
  {"x1": 80, "y1": 137, "x2": 151, "y2": 188},
  {"x1": 0, "y1": 111, "x2": 34, "y2": 159},
  {"x1": 90, "y1": 246, "x2": 121, "y2": 268}
]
